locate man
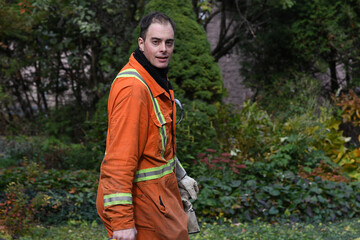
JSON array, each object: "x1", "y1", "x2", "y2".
[{"x1": 96, "y1": 12, "x2": 199, "y2": 240}]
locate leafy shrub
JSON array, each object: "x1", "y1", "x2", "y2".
[
  {"x1": 331, "y1": 89, "x2": 360, "y2": 180},
  {"x1": 256, "y1": 73, "x2": 323, "y2": 121},
  {"x1": 191, "y1": 150, "x2": 247, "y2": 218},
  {"x1": 0, "y1": 136, "x2": 102, "y2": 170},
  {"x1": 215, "y1": 101, "x2": 279, "y2": 163},
  {"x1": 0, "y1": 162, "x2": 99, "y2": 225},
  {"x1": 175, "y1": 99, "x2": 219, "y2": 167},
  {"x1": 36, "y1": 104, "x2": 88, "y2": 143},
  {"x1": 83, "y1": 92, "x2": 108, "y2": 159},
  {"x1": 217, "y1": 100, "x2": 360, "y2": 181},
  {"x1": 299, "y1": 160, "x2": 351, "y2": 183},
  {"x1": 215, "y1": 102, "x2": 336, "y2": 175},
  {"x1": 193, "y1": 148, "x2": 360, "y2": 223},
  {"x1": 335, "y1": 89, "x2": 360, "y2": 129},
  {"x1": 0, "y1": 182, "x2": 40, "y2": 238}
]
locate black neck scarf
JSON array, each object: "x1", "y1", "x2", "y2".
[{"x1": 133, "y1": 47, "x2": 172, "y2": 95}]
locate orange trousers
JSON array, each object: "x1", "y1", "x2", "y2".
[{"x1": 97, "y1": 173, "x2": 189, "y2": 240}]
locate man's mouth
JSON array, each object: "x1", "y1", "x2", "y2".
[{"x1": 156, "y1": 56, "x2": 168, "y2": 62}]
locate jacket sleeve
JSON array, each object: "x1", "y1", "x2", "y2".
[{"x1": 100, "y1": 79, "x2": 149, "y2": 231}]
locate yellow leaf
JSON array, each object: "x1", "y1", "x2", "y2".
[
  {"x1": 340, "y1": 158, "x2": 355, "y2": 166},
  {"x1": 352, "y1": 148, "x2": 360, "y2": 158},
  {"x1": 356, "y1": 109, "x2": 360, "y2": 118}
]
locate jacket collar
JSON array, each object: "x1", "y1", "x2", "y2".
[{"x1": 128, "y1": 53, "x2": 172, "y2": 99}]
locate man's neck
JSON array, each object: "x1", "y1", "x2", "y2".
[{"x1": 133, "y1": 48, "x2": 172, "y2": 94}]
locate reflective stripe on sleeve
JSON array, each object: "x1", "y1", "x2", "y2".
[
  {"x1": 104, "y1": 193, "x2": 132, "y2": 206},
  {"x1": 134, "y1": 157, "x2": 176, "y2": 182}
]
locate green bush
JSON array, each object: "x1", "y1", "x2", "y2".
[
  {"x1": 83, "y1": 92, "x2": 108, "y2": 159},
  {"x1": 215, "y1": 101, "x2": 279, "y2": 163},
  {"x1": 35, "y1": 104, "x2": 88, "y2": 143},
  {"x1": 194, "y1": 150, "x2": 360, "y2": 223},
  {"x1": 175, "y1": 99, "x2": 219, "y2": 167},
  {"x1": 0, "y1": 162, "x2": 99, "y2": 225},
  {"x1": 257, "y1": 73, "x2": 324, "y2": 121},
  {"x1": 0, "y1": 182, "x2": 38, "y2": 239},
  {"x1": 193, "y1": 101, "x2": 360, "y2": 222},
  {"x1": 0, "y1": 136, "x2": 102, "y2": 170},
  {"x1": 215, "y1": 101, "x2": 354, "y2": 179}
]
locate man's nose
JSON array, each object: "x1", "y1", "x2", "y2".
[{"x1": 160, "y1": 42, "x2": 167, "y2": 52}]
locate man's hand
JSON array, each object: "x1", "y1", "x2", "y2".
[
  {"x1": 111, "y1": 227, "x2": 137, "y2": 240},
  {"x1": 178, "y1": 175, "x2": 199, "y2": 200}
]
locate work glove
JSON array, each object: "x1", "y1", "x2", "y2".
[
  {"x1": 178, "y1": 175, "x2": 199, "y2": 200},
  {"x1": 179, "y1": 188, "x2": 200, "y2": 234},
  {"x1": 175, "y1": 157, "x2": 199, "y2": 200}
]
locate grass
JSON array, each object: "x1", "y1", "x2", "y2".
[
  {"x1": 190, "y1": 218, "x2": 360, "y2": 240},
  {"x1": 1, "y1": 218, "x2": 360, "y2": 240}
]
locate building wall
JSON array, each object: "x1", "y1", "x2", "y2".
[{"x1": 206, "y1": 13, "x2": 253, "y2": 108}]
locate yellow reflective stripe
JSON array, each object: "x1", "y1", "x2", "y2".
[
  {"x1": 134, "y1": 157, "x2": 176, "y2": 182},
  {"x1": 104, "y1": 193, "x2": 132, "y2": 206}
]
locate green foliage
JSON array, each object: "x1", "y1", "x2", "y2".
[
  {"x1": 331, "y1": 90, "x2": 360, "y2": 180},
  {"x1": 215, "y1": 101, "x2": 278, "y2": 163},
  {"x1": 257, "y1": 73, "x2": 323, "y2": 120},
  {"x1": 0, "y1": 0, "x2": 33, "y2": 38},
  {"x1": 83, "y1": 92, "x2": 108, "y2": 160},
  {"x1": 239, "y1": 0, "x2": 360, "y2": 113},
  {"x1": 194, "y1": 150, "x2": 360, "y2": 223},
  {"x1": 36, "y1": 104, "x2": 88, "y2": 142},
  {"x1": 299, "y1": 160, "x2": 351, "y2": 183},
  {"x1": 0, "y1": 0, "x2": 142, "y2": 133},
  {"x1": 0, "y1": 162, "x2": 99, "y2": 225},
  {"x1": 175, "y1": 99, "x2": 219, "y2": 167},
  {"x1": 192, "y1": 101, "x2": 360, "y2": 222},
  {"x1": 0, "y1": 182, "x2": 37, "y2": 238},
  {"x1": 290, "y1": 0, "x2": 360, "y2": 89},
  {"x1": 215, "y1": 101, "x2": 353, "y2": 179},
  {"x1": 0, "y1": 135, "x2": 101, "y2": 170}
]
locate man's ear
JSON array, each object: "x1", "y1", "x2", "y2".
[{"x1": 138, "y1": 37, "x2": 144, "y2": 51}]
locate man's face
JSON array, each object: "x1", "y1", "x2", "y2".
[{"x1": 138, "y1": 22, "x2": 174, "y2": 69}]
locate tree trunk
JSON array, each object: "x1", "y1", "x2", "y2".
[{"x1": 329, "y1": 48, "x2": 339, "y2": 93}]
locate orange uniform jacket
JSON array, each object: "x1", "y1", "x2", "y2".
[{"x1": 96, "y1": 54, "x2": 189, "y2": 240}]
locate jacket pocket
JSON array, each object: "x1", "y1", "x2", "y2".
[
  {"x1": 133, "y1": 178, "x2": 168, "y2": 230},
  {"x1": 151, "y1": 112, "x2": 173, "y2": 157},
  {"x1": 135, "y1": 179, "x2": 168, "y2": 215}
]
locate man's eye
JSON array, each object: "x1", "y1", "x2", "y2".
[
  {"x1": 166, "y1": 41, "x2": 174, "y2": 47},
  {"x1": 152, "y1": 40, "x2": 159, "y2": 45}
]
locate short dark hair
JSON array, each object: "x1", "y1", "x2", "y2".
[{"x1": 139, "y1": 12, "x2": 175, "y2": 40}]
